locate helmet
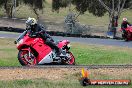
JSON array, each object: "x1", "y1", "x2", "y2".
[
  {"x1": 26, "y1": 17, "x2": 37, "y2": 26},
  {"x1": 123, "y1": 18, "x2": 127, "y2": 21}
]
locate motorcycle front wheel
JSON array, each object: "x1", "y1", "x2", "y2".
[{"x1": 18, "y1": 50, "x2": 37, "y2": 66}]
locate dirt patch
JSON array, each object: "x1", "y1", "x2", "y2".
[
  {"x1": 0, "y1": 68, "x2": 78, "y2": 81},
  {"x1": 0, "y1": 68, "x2": 131, "y2": 81},
  {"x1": 90, "y1": 68, "x2": 132, "y2": 79},
  {"x1": 0, "y1": 18, "x2": 26, "y2": 29}
]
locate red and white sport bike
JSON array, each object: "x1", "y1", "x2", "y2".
[
  {"x1": 15, "y1": 30, "x2": 75, "y2": 66},
  {"x1": 119, "y1": 26, "x2": 132, "y2": 41}
]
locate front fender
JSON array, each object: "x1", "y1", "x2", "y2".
[
  {"x1": 18, "y1": 45, "x2": 38, "y2": 58},
  {"x1": 17, "y1": 44, "x2": 30, "y2": 50}
]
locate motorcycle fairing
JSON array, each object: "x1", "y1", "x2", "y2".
[
  {"x1": 38, "y1": 51, "x2": 56, "y2": 64},
  {"x1": 17, "y1": 34, "x2": 53, "y2": 63},
  {"x1": 126, "y1": 26, "x2": 132, "y2": 32},
  {"x1": 58, "y1": 40, "x2": 70, "y2": 48},
  {"x1": 31, "y1": 38, "x2": 52, "y2": 62}
]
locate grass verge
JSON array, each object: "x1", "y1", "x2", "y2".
[
  {"x1": 0, "y1": 38, "x2": 20, "y2": 66},
  {"x1": 0, "y1": 74, "x2": 131, "y2": 88},
  {"x1": 71, "y1": 43, "x2": 132, "y2": 65}
]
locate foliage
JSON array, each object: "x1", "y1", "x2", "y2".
[
  {"x1": 0, "y1": 0, "x2": 45, "y2": 18},
  {"x1": 0, "y1": 0, "x2": 5, "y2": 7},
  {"x1": 52, "y1": 0, "x2": 69, "y2": 12},
  {"x1": 0, "y1": 0, "x2": 22, "y2": 17},
  {"x1": 52, "y1": 0, "x2": 132, "y2": 17},
  {"x1": 72, "y1": 0, "x2": 107, "y2": 17},
  {"x1": 23, "y1": 0, "x2": 45, "y2": 10},
  {"x1": 52, "y1": 0, "x2": 132, "y2": 33},
  {"x1": 23, "y1": 0, "x2": 45, "y2": 19}
]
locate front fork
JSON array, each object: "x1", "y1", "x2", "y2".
[
  {"x1": 22, "y1": 47, "x2": 33, "y2": 63},
  {"x1": 28, "y1": 47, "x2": 31, "y2": 58},
  {"x1": 21, "y1": 47, "x2": 32, "y2": 57}
]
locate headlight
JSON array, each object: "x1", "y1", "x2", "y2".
[
  {"x1": 67, "y1": 44, "x2": 71, "y2": 48},
  {"x1": 16, "y1": 39, "x2": 24, "y2": 46}
]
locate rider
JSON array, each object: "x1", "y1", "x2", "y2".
[
  {"x1": 25, "y1": 17, "x2": 62, "y2": 56},
  {"x1": 121, "y1": 18, "x2": 131, "y2": 34}
]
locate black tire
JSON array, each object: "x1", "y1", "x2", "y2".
[
  {"x1": 122, "y1": 34, "x2": 128, "y2": 41},
  {"x1": 125, "y1": 38, "x2": 128, "y2": 41},
  {"x1": 18, "y1": 51, "x2": 26, "y2": 66},
  {"x1": 67, "y1": 52, "x2": 75, "y2": 65},
  {"x1": 18, "y1": 50, "x2": 37, "y2": 66}
]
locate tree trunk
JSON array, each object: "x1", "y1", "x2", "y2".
[
  {"x1": 32, "y1": 8, "x2": 39, "y2": 20},
  {"x1": 4, "y1": 1, "x2": 13, "y2": 18},
  {"x1": 108, "y1": 13, "x2": 119, "y2": 38}
]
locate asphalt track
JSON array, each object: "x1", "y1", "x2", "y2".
[{"x1": 0, "y1": 32, "x2": 132, "y2": 48}]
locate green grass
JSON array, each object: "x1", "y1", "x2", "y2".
[
  {"x1": 71, "y1": 43, "x2": 132, "y2": 65},
  {"x1": 0, "y1": 79, "x2": 80, "y2": 88},
  {"x1": 0, "y1": 38, "x2": 20, "y2": 66},
  {"x1": 0, "y1": 38, "x2": 132, "y2": 66},
  {"x1": 0, "y1": 77, "x2": 131, "y2": 88}
]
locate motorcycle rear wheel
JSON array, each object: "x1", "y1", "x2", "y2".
[
  {"x1": 18, "y1": 50, "x2": 37, "y2": 66},
  {"x1": 67, "y1": 52, "x2": 75, "y2": 65},
  {"x1": 122, "y1": 34, "x2": 128, "y2": 41}
]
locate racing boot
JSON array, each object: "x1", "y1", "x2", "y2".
[
  {"x1": 60, "y1": 49, "x2": 67, "y2": 57},
  {"x1": 56, "y1": 48, "x2": 67, "y2": 57},
  {"x1": 45, "y1": 38, "x2": 66, "y2": 56}
]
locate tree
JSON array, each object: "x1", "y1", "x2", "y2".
[
  {"x1": 23, "y1": 0, "x2": 45, "y2": 20},
  {"x1": 52, "y1": 0, "x2": 132, "y2": 32},
  {"x1": 0, "y1": 0, "x2": 45, "y2": 19},
  {"x1": 52, "y1": 0, "x2": 69, "y2": 12},
  {"x1": 97, "y1": 0, "x2": 132, "y2": 32},
  {"x1": 0, "y1": 0, "x2": 21, "y2": 18}
]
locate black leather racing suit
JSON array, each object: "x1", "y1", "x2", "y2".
[{"x1": 27, "y1": 24, "x2": 60, "y2": 54}]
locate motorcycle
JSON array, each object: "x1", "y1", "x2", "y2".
[
  {"x1": 120, "y1": 26, "x2": 132, "y2": 41},
  {"x1": 14, "y1": 30, "x2": 75, "y2": 66}
]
